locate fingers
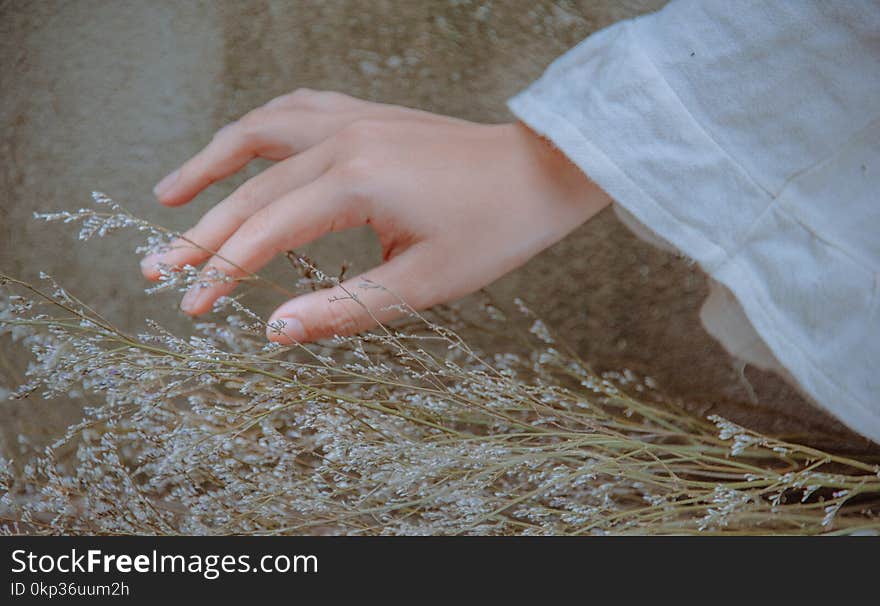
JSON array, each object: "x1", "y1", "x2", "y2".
[
  {"x1": 265, "y1": 245, "x2": 433, "y2": 344},
  {"x1": 177, "y1": 173, "x2": 360, "y2": 316},
  {"x1": 154, "y1": 108, "x2": 340, "y2": 207},
  {"x1": 153, "y1": 89, "x2": 457, "y2": 208},
  {"x1": 141, "y1": 140, "x2": 336, "y2": 280}
]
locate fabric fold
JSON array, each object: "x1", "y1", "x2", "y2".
[{"x1": 507, "y1": 0, "x2": 880, "y2": 442}]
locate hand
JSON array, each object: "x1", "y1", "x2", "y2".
[{"x1": 142, "y1": 89, "x2": 611, "y2": 344}]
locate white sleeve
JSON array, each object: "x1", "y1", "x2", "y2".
[{"x1": 508, "y1": 0, "x2": 880, "y2": 443}]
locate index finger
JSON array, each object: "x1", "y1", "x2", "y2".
[{"x1": 154, "y1": 109, "x2": 337, "y2": 207}]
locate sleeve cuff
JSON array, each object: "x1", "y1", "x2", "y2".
[{"x1": 507, "y1": 17, "x2": 880, "y2": 443}]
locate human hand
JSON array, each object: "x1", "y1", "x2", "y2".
[{"x1": 142, "y1": 89, "x2": 611, "y2": 344}]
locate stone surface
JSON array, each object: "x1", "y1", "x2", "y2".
[{"x1": 1, "y1": 1, "x2": 872, "y2": 452}]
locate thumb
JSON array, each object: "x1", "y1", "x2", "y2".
[{"x1": 266, "y1": 247, "x2": 431, "y2": 344}]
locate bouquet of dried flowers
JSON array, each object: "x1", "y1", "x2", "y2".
[{"x1": 1, "y1": 193, "x2": 877, "y2": 535}]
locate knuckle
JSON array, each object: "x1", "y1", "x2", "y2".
[
  {"x1": 313, "y1": 90, "x2": 356, "y2": 109},
  {"x1": 212, "y1": 120, "x2": 239, "y2": 142},
  {"x1": 331, "y1": 155, "x2": 377, "y2": 187},
  {"x1": 165, "y1": 229, "x2": 202, "y2": 258},
  {"x1": 336, "y1": 119, "x2": 382, "y2": 149},
  {"x1": 322, "y1": 300, "x2": 363, "y2": 338},
  {"x1": 237, "y1": 109, "x2": 272, "y2": 138},
  {"x1": 288, "y1": 87, "x2": 317, "y2": 103},
  {"x1": 284, "y1": 88, "x2": 355, "y2": 110},
  {"x1": 229, "y1": 178, "x2": 263, "y2": 208},
  {"x1": 178, "y1": 160, "x2": 210, "y2": 190},
  {"x1": 237, "y1": 210, "x2": 274, "y2": 243},
  {"x1": 188, "y1": 214, "x2": 215, "y2": 241},
  {"x1": 330, "y1": 121, "x2": 387, "y2": 197},
  {"x1": 265, "y1": 89, "x2": 311, "y2": 108}
]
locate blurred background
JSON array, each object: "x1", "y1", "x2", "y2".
[{"x1": 1, "y1": 0, "x2": 869, "y2": 452}]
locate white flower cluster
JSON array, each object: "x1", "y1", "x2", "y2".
[{"x1": 0, "y1": 195, "x2": 877, "y2": 535}]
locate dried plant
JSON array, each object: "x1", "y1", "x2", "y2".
[{"x1": 0, "y1": 193, "x2": 878, "y2": 535}]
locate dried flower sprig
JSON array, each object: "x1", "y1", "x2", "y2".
[{"x1": 1, "y1": 194, "x2": 878, "y2": 535}]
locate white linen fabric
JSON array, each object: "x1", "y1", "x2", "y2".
[{"x1": 507, "y1": 0, "x2": 880, "y2": 442}]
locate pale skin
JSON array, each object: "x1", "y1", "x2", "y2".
[{"x1": 142, "y1": 89, "x2": 612, "y2": 344}]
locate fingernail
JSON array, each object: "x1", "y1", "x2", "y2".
[
  {"x1": 153, "y1": 169, "x2": 180, "y2": 199},
  {"x1": 180, "y1": 288, "x2": 202, "y2": 314},
  {"x1": 267, "y1": 316, "x2": 306, "y2": 343}
]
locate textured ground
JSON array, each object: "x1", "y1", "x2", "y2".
[{"x1": 1, "y1": 1, "x2": 872, "y2": 452}]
